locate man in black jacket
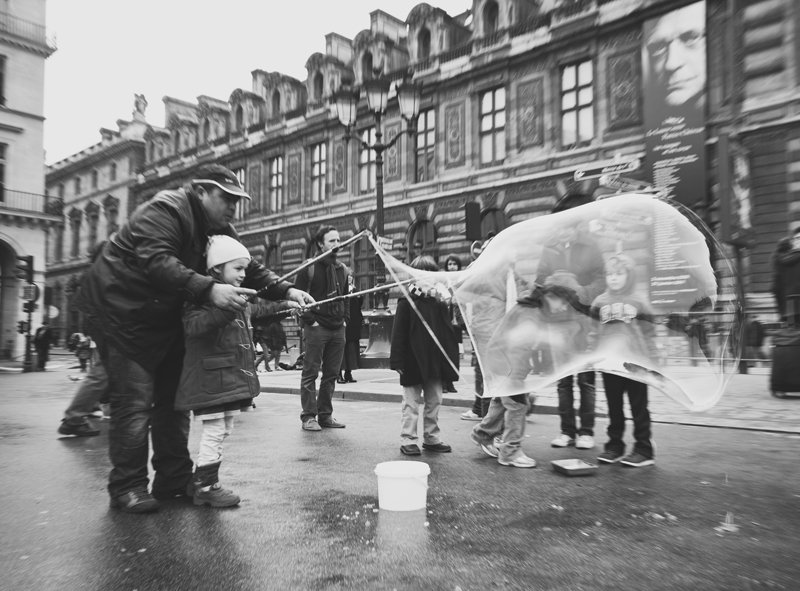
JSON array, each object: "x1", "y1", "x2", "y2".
[
  {"x1": 77, "y1": 165, "x2": 313, "y2": 513},
  {"x1": 294, "y1": 225, "x2": 349, "y2": 431}
]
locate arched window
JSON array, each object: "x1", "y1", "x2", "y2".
[
  {"x1": 362, "y1": 51, "x2": 374, "y2": 80},
  {"x1": 235, "y1": 105, "x2": 244, "y2": 131},
  {"x1": 173, "y1": 130, "x2": 181, "y2": 153},
  {"x1": 313, "y1": 72, "x2": 324, "y2": 101},
  {"x1": 203, "y1": 118, "x2": 211, "y2": 142},
  {"x1": 483, "y1": 1, "x2": 499, "y2": 35},
  {"x1": 418, "y1": 28, "x2": 431, "y2": 60},
  {"x1": 271, "y1": 91, "x2": 281, "y2": 117},
  {"x1": 407, "y1": 219, "x2": 438, "y2": 263},
  {"x1": 109, "y1": 162, "x2": 117, "y2": 182}
]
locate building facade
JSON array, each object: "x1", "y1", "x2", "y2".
[
  {"x1": 61, "y1": 0, "x2": 800, "y2": 330},
  {"x1": 43, "y1": 98, "x2": 147, "y2": 343},
  {"x1": 0, "y1": 0, "x2": 57, "y2": 359}
]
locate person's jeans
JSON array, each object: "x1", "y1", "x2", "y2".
[
  {"x1": 300, "y1": 324, "x2": 345, "y2": 423},
  {"x1": 105, "y1": 345, "x2": 192, "y2": 498},
  {"x1": 556, "y1": 372, "x2": 596, "y2": 437},
  {"x1": 602, "y1": 373, "x2": 653, "y2": 458},
  {"x1": 473, "y1": 394, "x2": 528, "y2": 461},
  {"x1": 400, "y1": 380, "x2": 443, "y2": 445},
  {"x1": 63, "y1": 352, "x2": 110, "y2": 425}
]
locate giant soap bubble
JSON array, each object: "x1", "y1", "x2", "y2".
[{"x1": 372, "y1": 193, "x2": 743, "y2": 412}]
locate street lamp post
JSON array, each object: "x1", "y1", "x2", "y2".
[{"x1": 333, "y1": 76, "x2": 421, "y2": 366}]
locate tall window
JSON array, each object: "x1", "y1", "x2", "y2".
[
  {"x1": 311, "y1": 142, "x2": 327, "y2": 202},
  {"x1": 109, "y1": 162, "x2": 117, "y2": 182},
  {"x1": 74, "y1": 177, "x2": 81, "y2": 196},
  {"x1": 313, "y1": 73, "x2": 324, "y2": 101},
  {"x1": 483, "y1": 1, "x2": 499, "y2": 35},
  {"x1": 269, "y1": 156, "x2": 283, "y2": 212},
  {"x1": 359, "y1": 128, "x2": 376, "y2": 193},
  {"x1": 173, "y1": 130, "x2": 181, "y2": 153},
  {"x1": 54, "y1": 225, "x2": 64, "y2": 262},
  {"x1": 235, "y1": 105, "x2": 244, "y2": 131},
  {"x1": 362, "y1": 52, "x2": 374, "y2": 80},
  {"x1": 91, "y1": 169, "x2": 98, "y2": 189},
  {"x1": 415, "y1": 109, "x2": 436, "y2": 182},
  {"x1": 203, "y1": 118, "x2": 211, "y2": 142},
  {"x1": 69, "y1": 211, "x2": 82, "y2": 258},
  {"x1": 87, "y1": 208, "x2": 99, "y2": 252},
  {"x1": 231, "y1": 168, "x2": 246, "y2": 220},
  {"x1": 106, "y1": 207, "x2": 118, "y2": 237},
  {"x1": 418, "y1": 28, "x2": 431, "y2": 60},
  {"x1": 479, "y1": 87, "x2": 506, "y2": 166},
  {"x1": 0, "y1": 143, "x2": 5, "y2": 201},
  {"x1": 561, "y1": 60, "x2": 594, "y2": 148},
  {"x1": 0, "y1": 56, "x2": 6, "y2": 106},
  {"x1": 272, "y1": 91, "x2": 281, "y2": 117}
]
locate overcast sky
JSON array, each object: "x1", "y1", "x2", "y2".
[{"x1": 43, "y1": 0, "x2": 471, "y2": 165}]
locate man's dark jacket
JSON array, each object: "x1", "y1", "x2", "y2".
[
  {"x1": 772, "y1": 237, "x2": 800, "y2": 319},
  {"x1": 294, "y1": 255, "x2": 349, "y2": 330},
  {"x1": 76, "y1": 186, "x2": 292, "y2": 371}
]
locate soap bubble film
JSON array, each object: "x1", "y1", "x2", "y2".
[{"x1": 372, "y1": 193, "x2": 743, "y2": 412}]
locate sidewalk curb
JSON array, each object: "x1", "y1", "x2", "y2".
[{"x1": 260, "y1": 385, "x2": 800, "y2": 435}]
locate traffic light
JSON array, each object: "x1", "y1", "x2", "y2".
[
  {"x1": 15, "y1": 255, "x2": 33, "y2": 283},
  {"x1": 22, "y1": 301, "x2": 36, "y2": 314},
  {"x1": 17, "y1": 321, "x2": 26, "y2": 334}
]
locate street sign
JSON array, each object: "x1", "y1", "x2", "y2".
[
  {"x1": 574, "y1": 158, "x2": 640, "y2": 181},
  {"x1": 20, "y1": 283, "x2": 39, "y2": 302},
  {"x1": 599, "y1": 175, "x2": 652, "y2": 192}
]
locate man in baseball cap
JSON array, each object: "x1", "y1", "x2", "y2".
[{"x1": 192, "y1": 164, "x2": 250, "y2": 200}]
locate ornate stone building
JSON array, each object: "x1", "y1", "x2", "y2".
[
  {"x1": 0, "y1": 0, "x2": 57, "y2": 358},
  {"x1": 44, "y1": 97, "x2": 147, "y2": 342},
  {"x1": 65, "y1": 0, "x2": 800, "y2": 325}
]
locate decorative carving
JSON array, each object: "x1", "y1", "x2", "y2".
[
  {"x1": 513, "y1": 59, "x2": 549, "y2": 79},
  {"x1": 133, "y1": 94, "x2": 147, "y2": 122},
  {"x1": 484, "y1": 192, "x2": 498, "y2": 210},
  {"x1": 517, "y1": 78, "x2": 545, "y2": 148},
  {"x1": 608, "y1": 50, "x2": 641, "y2": 128},
  {"x1": 445, "y1": 102, "x2": 465, "y2": 168},
  {"x1": 357, "y1": 214, "x2": 370, "y2": 229},
  {"x1": 439, "y1": 85, "x2": 470, "y2": 102},
  {"x1": 385, "y1": 123, "x2": 401, "y2": 181},
  {"x1": 414, "y1": 205, "x2": 427, "y2": 221},
  {"x1": 333, "y1": 140, "x2": 347, "y2": 193},
  {"x1": 287, "y1": 153, "x2": 301, "y2": 204}
]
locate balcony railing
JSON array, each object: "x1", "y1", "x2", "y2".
[
  {"x1": 0, "y1": 10, "x2": 57, "y2": 51},
  {"x1": 0, "y1": 189, "x2": 61, "y2": 216}
]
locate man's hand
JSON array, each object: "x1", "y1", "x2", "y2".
[
  {"x1": 286, "y1": 287, "x2": 315, "y2": 306},
  {"x1": 210, "y1": 284, "x2": 257, "y2": 312}
]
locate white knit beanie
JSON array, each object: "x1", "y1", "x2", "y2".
[{"x1": 206, "y1": 235, "x2": 251, "y2": 271}]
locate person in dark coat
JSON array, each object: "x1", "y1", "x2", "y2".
[
  {"x1": 338, "y1": 274, "x2": 363, "y2": 384},
  {"x1": 75, "y1": 164, "x2": 313, "y2": 514},
  {"x1": 390, "y1": 255, "x2": 459, "y2": 456},
  {"x1": 773, "y1": 227, "x2": 800, "y2": 325},
  {"x1": 441, "y1": 254, "x2": 463, "y2": 393},
  {"x1": 33, "y1": 321, "x2": 53, "y2": 371}
]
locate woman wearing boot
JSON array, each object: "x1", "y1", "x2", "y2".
[{"x1": 176, "y1": 236, "x2": 297, "y2": 507}]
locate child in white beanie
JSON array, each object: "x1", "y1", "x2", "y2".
[{"x1": 175, "y1": 235, "x2": 276, "y2": 507}]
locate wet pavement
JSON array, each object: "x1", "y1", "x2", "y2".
[{"x1": 1, "y1": 359, "x2": 799, "y2": 590}]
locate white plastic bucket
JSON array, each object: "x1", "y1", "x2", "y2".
[{"x1": 374, "y1": 461, "x2": 430, "y2": 511}]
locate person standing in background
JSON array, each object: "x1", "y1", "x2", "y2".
[{"x1": 33, "y1": 321, "x2": 53, "y2": 371}]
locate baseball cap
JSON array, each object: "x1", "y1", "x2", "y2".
[{"x1": 193, "y1": 164, "x2": 250, "y2": 200}]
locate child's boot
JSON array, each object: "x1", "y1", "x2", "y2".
[{"x1": 191, "y1": 462, "x2": 240, "y2": 507}]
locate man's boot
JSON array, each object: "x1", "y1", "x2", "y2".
[{"x1": 191, "y1": 462, "x2": 240, "y2": 508}]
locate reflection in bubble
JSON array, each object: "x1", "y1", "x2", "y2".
[{"x1": 373, "y1": 194, "x2": 743, "y2": 411}]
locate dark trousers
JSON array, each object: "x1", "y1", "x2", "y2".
[
  {"x1": 35, "y1": 346, "x2": 48, "y2": 370},
  {"x1": 557, "y1": 372, "x2": 596, "y2": 437},
  {"x1": 300, "y1": 325, "x2": 345, "y2": 422},
  {"x1": 602, "y1": 373, "x2": 653, "y2": 458},
  {"x1": 470, "y1": 352, "x2": 491, "y2": 416},
  {"x1": 105, "y1": 345, "x2": 192, "y2": 498}
]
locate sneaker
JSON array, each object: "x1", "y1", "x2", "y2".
[
  {"x1": 110, "y1": 490, "x2": 159, "y2": 514},
  {"x1": 597, "y1": 449, "x2": 624, "y2": 464},
  {"x1": 550, "y1": 433, "x2": 575, "y2": 448},
  {"x1": 58, "y1": 421, "x2": 100, "y2": 437},
  {"x1": 460, "y1": 410, "x2": 482, "y2": 421},
  {"x1": 576, "y1": 435, "x2": 595, "y2": 449},
  {"x1": 469, "y1": 431, "x2": 499, "y2": 458},
  {"x1": 498, "y1": 451, "x2": 537, "y2": 468},
  {"x1": 193, "y1": 483, "x2": 240, "y2": 507},
  {"x1": 400, "y1": 444, "x2": 421, "y2": 456},
  {"x1": 318, "y1": 417, "x2": 346, "y2": 429},
  {"x1": 422, "y1": 442, "x2": 452, "y2": 453},
  {"x1": 620, "y1": 452, "x2": 655, "y2": 467},
  {"x1": 302, "y1": 418, "x2": 322, "y2": 431}
]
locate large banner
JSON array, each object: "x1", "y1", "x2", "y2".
[{"x1": 643, "y1": 1, "x2": 707, "y2": 207}]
